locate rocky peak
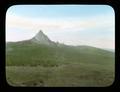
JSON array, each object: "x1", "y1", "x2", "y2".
[{"x1": 31, "y1": 30, "x2": 53, "y2": 45}]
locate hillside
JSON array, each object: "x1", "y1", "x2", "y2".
[{"x1": 6, "y1": 30, "x2": 115, "y2": 87}]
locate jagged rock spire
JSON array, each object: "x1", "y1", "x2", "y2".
[{"x1": 31, "y1": 30, "x2": 53, "y2": 45}]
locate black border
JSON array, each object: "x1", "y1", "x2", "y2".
[{"x1": 0, "y1": 0, "x2": 120, "y2": 91}]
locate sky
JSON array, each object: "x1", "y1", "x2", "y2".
[{"x1": 6, "y1": 5, "x2": 115, "y2": 49}]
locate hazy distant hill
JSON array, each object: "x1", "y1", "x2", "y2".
[
  {"x1": 6, "y1": 30, "x2": 115, "y2": 87},
  {"x1": 103, "y1": 48, "x2": 115, "y2": 52}
]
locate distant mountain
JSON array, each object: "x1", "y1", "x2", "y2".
[
  {"x1": 6, "y1": 30, "x2": 114, "y2": 66},
  {"x1": 31, "y1": 30, "x2": 55, "y2": 45}
]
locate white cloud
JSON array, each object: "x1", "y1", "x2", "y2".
[
  {"x1": 6, "y1": 13, "x2": 115, "y2": 49},
  {"x1": 6, "y1": 13, "x2": 114, "y2": 32}
]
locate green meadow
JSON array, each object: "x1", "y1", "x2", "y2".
[{"x1": 6, "y1": 40, "x2": 115, "y2": 87}]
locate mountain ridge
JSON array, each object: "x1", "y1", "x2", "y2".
[{"x1": 6, "y1": 30, "x2": 114, "y2": 52}]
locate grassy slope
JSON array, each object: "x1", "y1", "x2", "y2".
[{"x1": 6, "y1": 40, "x2": 115, "y2": 87}]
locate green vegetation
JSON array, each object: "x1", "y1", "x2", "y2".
[{"x1": 6, "y1": 40, "x2": 115, "y2": 87}]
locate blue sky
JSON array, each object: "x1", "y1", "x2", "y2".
[
  {"x1": 7, "y1": 5, "x2": 114, "y2": 18},
  {"x1": 6, "y1": 5, "x2": 115, "y2": 49}
]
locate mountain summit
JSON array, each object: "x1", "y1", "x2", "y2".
[{"x1": 31, "y1": 30, "x2": 53, "y2": 45}]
